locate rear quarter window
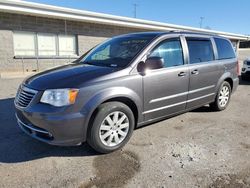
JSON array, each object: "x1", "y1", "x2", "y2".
[{"x1": 214, "y1": 38, "x2": 236, "y2": 60}]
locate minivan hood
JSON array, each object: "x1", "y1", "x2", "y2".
[{"x1": 24, "y1": 63, "x2": 118, "y2": 90}]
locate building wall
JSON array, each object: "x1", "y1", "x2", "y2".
[
  {"x1": 0, "y1": 12, "x2": 246, "y2": 73},
  {"x1": 238, "y1": 49, "x2": 250, "y2": 62},
  {"x1": 0, "y1": 12, "x2": 145, "y2": 72},
  {"x1": 240, "y1": 41, "x2": 250, "y2": 48}
]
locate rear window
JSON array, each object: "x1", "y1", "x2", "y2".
[
  {"x1": 186, "y1": 38, "x2": 214, "y2": 64},
  {"x1": 214, "y1": 38, "x2": 236, "y2": 60}
]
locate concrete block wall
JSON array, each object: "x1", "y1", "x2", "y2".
[
  {"x1": 78, "y1": 35, "x2": 108, "y2": 55},
  {"x1": 0, "y1": 30, "x2": 15, "y2": 71},
  {"x1": 0, "y1": 12, "x2": 145, "y2": 72}
]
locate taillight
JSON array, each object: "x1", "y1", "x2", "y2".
[{"x1": 236, "y1": 60, "x2": 240, "y2": 76}]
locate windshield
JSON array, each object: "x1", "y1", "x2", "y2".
[{"x1": 80, "y1": 36, "x2": 154, "y2": 68}]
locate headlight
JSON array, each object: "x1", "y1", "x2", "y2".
[
  {"x1": 243, "y1": 61, "x2": 248, "y2": 65},
  {"x1": 40, "y1": 88, "x2": 79, "y2": 107}
]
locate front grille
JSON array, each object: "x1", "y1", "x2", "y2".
[
  {"x1": 245, "y1": 71, "x2": 250, "y2": 75},
  {"x1": 15, "y1": 85, "x2": 37, "y2": 108}
]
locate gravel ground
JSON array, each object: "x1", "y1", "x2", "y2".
[{"x1": 0, "y1": 77, "x2": 250, "y2": 188}]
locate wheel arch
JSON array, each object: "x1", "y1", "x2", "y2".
[
  {"x1": 216, "y1": 73, "x2": 234, "y2": 94},
  {"x1": 224, "y1": 77, "x2": 233, "y2": 90},
  {"x1": 82, "y1": 87, "x2": 142, "y2": 142}
]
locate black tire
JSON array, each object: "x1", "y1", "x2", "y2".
[
  {"x1": 210, "y1": 81, "x2": 231, "y2": 111},
  {"x1": 87, "y1": 102, "x2": 135, "y2": 153}
]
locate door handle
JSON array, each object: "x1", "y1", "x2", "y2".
[
  {"x1": 178, "y1": 72, "x2": 186, "y2": 77},
  {"x1": 191, "y1": 69, "x2": 199, "y2": 75}
]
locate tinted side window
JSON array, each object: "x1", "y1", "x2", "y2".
[
  {"x1": 186, "y1": 38, "x2": 214, "y2": 64},
  {"x1": 214, "y1": 38, "x2": 236, "y2": 60},
  {"x1": 149, "y1": 38, "x2": 184, "y2": 68}
]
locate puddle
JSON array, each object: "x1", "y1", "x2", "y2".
[{"x1": 81, "y1": 150, "x2": 140, "y2": 188}]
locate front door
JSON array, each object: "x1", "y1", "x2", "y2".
[{"x1": 143, "y1": 38, "x2": 189, "y2": 121}]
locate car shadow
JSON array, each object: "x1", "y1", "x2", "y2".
[
  {"x1": 191, "y1": 105, "x2": 212, "y2": 113},
  {"x1": 0, "y1": 98, "x2": 98, "y2": 164}
]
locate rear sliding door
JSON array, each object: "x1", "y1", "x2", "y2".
[{"x1": 185, "y1": 37, "x2": 222, "y2": 109}]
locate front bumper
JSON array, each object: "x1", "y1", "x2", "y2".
[
  {"x1": 15, "y1": 107, "x2": 87, "y2": 146},
  {"x1": 241, "y1": 70, "x2": 250, "y2": 78},
  {"x1": 241, "y1": 64, "x2": 250, "y2": 74}
]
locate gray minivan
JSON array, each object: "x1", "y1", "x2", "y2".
[{"x1": 15, "y1": 31, "x2": 239, "y2": 153}]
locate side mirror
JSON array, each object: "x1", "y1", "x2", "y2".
[
  {"x1": 137, "y1": 56, "x2": 164, "y2": 74},
  {"x1": 145, "y1": 56, "x2": 164, "y2": 70},
  {"x1": 137, "y1": 61, "x2": 146, "y2": 73}
]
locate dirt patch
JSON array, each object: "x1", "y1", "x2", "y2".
[
  {"x1": 130, "y1": 141, "x2": 153, "y2": 147},
  {"x1": 240, "y1": 142, "x2": 250, "y2": 149},
  {"x1": 174, "y1": 125, "x2": 184, "y2": 130},
  {"x1": 188, "y1": 117, "x2": 211, "y2": 124},
  {"x1": 209, "y1": 170, "x2": 250, "y2": 188},
  {"x1": 80, "y1": 150, "x2": 140, "y2": 188},
  {"x1": 238, "y1": 122, "x2": 249, "y2": 129},
  {"x1": 170, "y1": 142, "x2": 205, "y2": 168}
]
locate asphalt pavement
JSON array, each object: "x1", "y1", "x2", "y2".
[{"x1": 0, "y1": 77, "x2": 250, "y2": 188}]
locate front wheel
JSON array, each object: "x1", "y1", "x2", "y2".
[
  {"x1": 87, "y1": 102, "x2": 135, "y2": 153},
  {"x1": 210, "y1": 81, "x2": 231, "y2": 111}
]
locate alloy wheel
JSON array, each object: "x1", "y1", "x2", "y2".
[
  {"x1": 99, "y1": 111, "x2": 129, "y2": 147},
  {"x1": 218, "y1": 85, "x2": 230, "y2": 107}
]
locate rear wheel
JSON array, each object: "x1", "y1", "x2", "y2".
[
  {"x1": 87, "y1": 102, "x2": 135, "y2": 153},
  {"x1": 210, "y1": 81, "x2": 231, "y2": 111}
]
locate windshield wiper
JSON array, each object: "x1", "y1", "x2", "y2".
[
  {"x1": 82, "y1": 61, "x2": 94, "y2": 65},
  {"x1": 82, "y1": 61, "x2": 109, "y2": 67}
]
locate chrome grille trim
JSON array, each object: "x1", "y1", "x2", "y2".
[
  {"x1": 15, "y1": 85, "x2": 37, "y2": 108},
  {"x1": 15, "y1": 114, "x2": 53, "y2": 139},
  {"x1": 17, "y1": 117, "x2": 49, "y2": 135}
]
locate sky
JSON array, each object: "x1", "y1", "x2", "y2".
[{"x1": 25, "y1": 0, "x2": 250, "y2": 35}]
